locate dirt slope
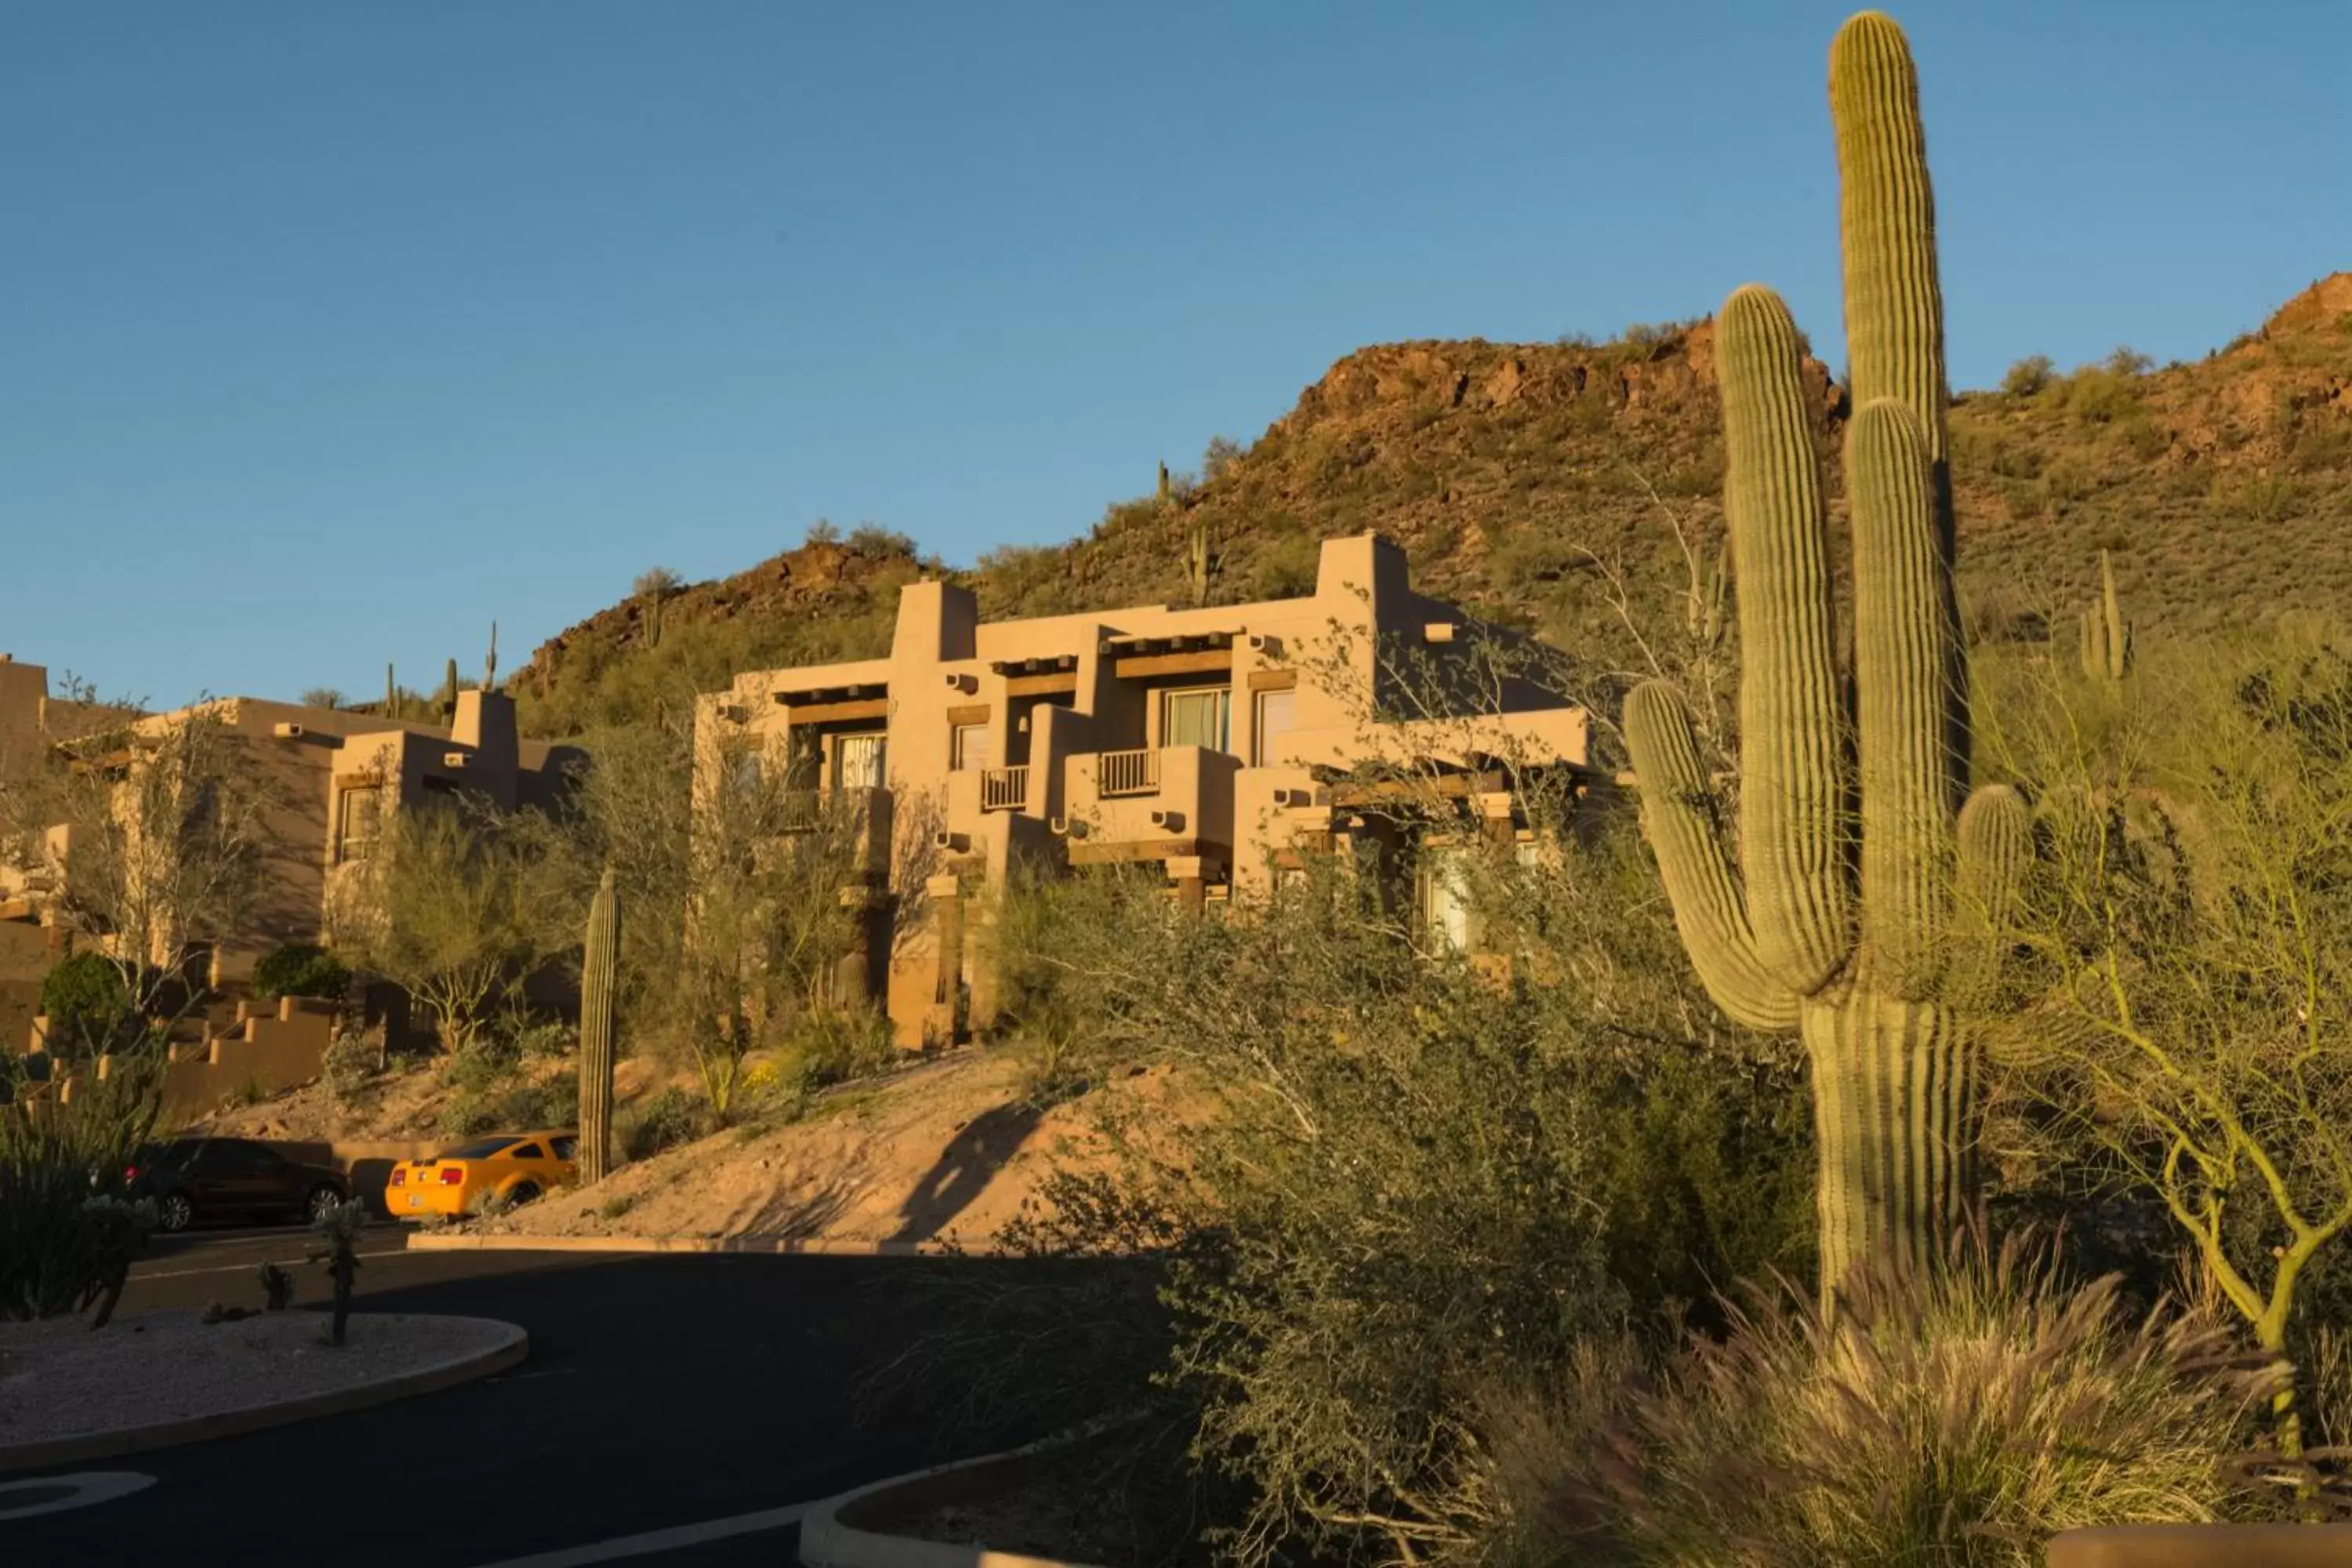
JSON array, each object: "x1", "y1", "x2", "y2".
[{"x1": 466, "y1": 1050, "x2": 1193, "y2": 1250}]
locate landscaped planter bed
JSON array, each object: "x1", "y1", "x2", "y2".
[{"x1": 0, "y1": 1308, "x2": 524, "y2": 1470}]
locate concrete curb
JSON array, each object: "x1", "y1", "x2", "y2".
[
  {"x1": 800, "y1": 1442, "x2": 1104, "y2": 1568},
  {"x1": 403, "y1": 1232, "x2": 979, "y2": 1258},
  {"x1": 0, "y1": 1315, "x2": 528, "y2": 1477}
]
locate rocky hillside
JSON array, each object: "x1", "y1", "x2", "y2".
[{"x1": 515, "y1": 273, "x2": 2352, "y2": 741}]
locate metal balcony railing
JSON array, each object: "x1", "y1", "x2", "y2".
[
  {"x1": 981, "y1": 766, "x2": 1029, "y2": 812},
  {"x1": 1098, "y1": 748, "x2": 1160, "y2": 797}
]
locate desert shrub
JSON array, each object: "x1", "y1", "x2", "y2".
[
  {"x1": 441, "y1": 1032, "x2": 521, "y2": 1097},
  {"x1": 39, "y1": 952, "x2": 132, "y2": 1054},
  {"x1": 778, "y1": 1006, "x2": 897, "y2": 1095},
  {"x1": 0, "y1": 1058, "x2": 162, "y2": 1321},
  {"x1": 2001, "y1": 354, "x2": 2055, "y2": 397},
  {"x1": 250, "y1": 942, "x2": 350, "y2": 1004},
  {"x1": 1486, "y1": 1234, "x2": 2267, "y2": 1568},
  {"x1": 1247, "y1": 531, "x2": 1322, "y2": 601},
  {"x1": 621, "y1": 1085, "x2": 708, "y2": 1161},
  {"x1": 983, "y1": 821, "x2": 1813, "y2": 1565}
]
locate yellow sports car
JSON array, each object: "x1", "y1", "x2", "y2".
[{"x1": 387, "y1": 1131, "x2": 578, "y2": 1219}]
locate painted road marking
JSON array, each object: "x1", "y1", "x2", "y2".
[
  {"x1": 0, "y1": 1471, "x2": 157, "y2": 1520},
  {"x1": 460, "y1": 1502, "x2": 812, "y2": 1567},
  {"x1": 129, "y1": 1247, "x2": 411, "y2": 1283}
]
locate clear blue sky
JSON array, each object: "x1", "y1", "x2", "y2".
[{"x1": 5, "y1": 2, "x2": 2343, "y2": 707}]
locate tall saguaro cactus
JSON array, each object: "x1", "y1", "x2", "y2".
[
  {"x1": 2078, "y1": 549, "x2": 2132, "y2": 681},
  {"x1": 578, "y1": 868, "x2": 620, "y2": 1184},
  {"x1": 1621, "y1": 13, "x2": 2028, "y2": 1301}
]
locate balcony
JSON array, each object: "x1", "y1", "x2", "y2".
[
  {"x1": 1096, "y1": 748, "x2": 1159, "y2": 797},
  {"x1": 980, "y1": 765, "x2": 1029, "y2": 812},
  {"x1": 1063, "y1": 746, "x2": 1237, "y2": 863}
]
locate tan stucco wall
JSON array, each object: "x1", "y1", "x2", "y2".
[{"x1": 698, "y1": 532, "x2": 1593, "y2": 1048}]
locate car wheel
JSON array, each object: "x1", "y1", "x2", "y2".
[
  {"x1": 505, "y1": 1182, "x2": 541, "y2": 1208},
  {"x1": 305, "y1": 1184, "x2": 345, "y2": 1224},
  {"x1": 157, "y1": 1192, "x2": 196, "y2": 1233}
]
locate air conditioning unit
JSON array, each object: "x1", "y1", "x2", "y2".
[
  {"x1": 716, "y1": 703, "x2": 750, "y2": 724},
  {"x1": 443, "y1": 752, "x2": 470, "y2": 769},
  {"x1": 272, "y1": 722, "x2": 306, "y2": 739},
  {"x1": 1246, "y1": 633, "x2": 1284, "y2": 656},
  {"x1": 943, "y1": 672, "x2": 977, "y2": 693},
  {"x1": 1423, "y1": 622, "x2": 1457, "y2": 644},
  {"x1": 1149, "y1": 809, "x2": 1186, "y2": 833},
  {"x1": 934, "y1": 830, "x2": 970, "y2": 852},
  {"x1": 1050, "y1": 818, "x2": 1090, "y2": 840}
]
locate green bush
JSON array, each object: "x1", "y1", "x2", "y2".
[
  {"x1": 39, "y1": 953, "x2": 131, "y2": 1054},
  {"x1": 0, "y1": 1058, "x2": 162, "y2": 1321},
  {"x1": 2001, "y1": 354, "x2": 2055, "y2": 397},
  {"x1": 250, "y1": 942, "x2": 350, "y2": 1004},
  {"x1": 321, "y1": 1029, "x2": 381, "y2": 1107},
  {"x1": 621, "y1": 1086, "x2": 707, "y2": 1161},
  {"x1": 1487, "y1": 1235, "x2": 2266, "y2": 1567},
  {"x1": 977, "y1": 826, "x2": 1815, "y2": 1565},
  {"x1": 778, "y1": 1006, "x2": 897, "y2": 1095}
]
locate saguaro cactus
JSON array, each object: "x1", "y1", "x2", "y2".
[
  {"x1": 441, "y1": 657, "x2": 461, "y2": 718},
  {"x1": 384, "y1": 662, "x2": 397, "y2": 719},
  {"x1": 578, "y1": 867, "x2": 620, "y2": 1184},
  {"x1": 1621, "y1": 12, "x2": 2028, "y2": 1301},
  {"x1": 2078, "y1": 548, "x2": 2132, "y2": 681}
]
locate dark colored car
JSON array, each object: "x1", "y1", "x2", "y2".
[{"x1": 125, "y1": 1137, "x2": 352, "y2": 1233}]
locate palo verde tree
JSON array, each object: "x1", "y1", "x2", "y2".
[
  {"x1": 0, "y1": 696, "x2": 283, "y2": 1050},
  {"x1": 1984, "y1": 629, "x2": 2352, "y2": 1461},
  {"x1": 1621, "y1": 12, "x2": 2029, "y2": 1301},
  {"x1": 332, "y1": 790, "x2": 564, "y2": 1054}
]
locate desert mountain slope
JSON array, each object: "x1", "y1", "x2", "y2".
[{"x1": 514, "y1": 273, "x2": 2352, "y2": 740}]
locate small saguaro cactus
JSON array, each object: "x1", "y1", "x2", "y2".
[
  {"x1": 2078, "y1": 548, "x2": 2132, "y2": 681},
  {"x1": 1686, "y1": 536, "x2": 1730, "y2": 651},
  {"x1": 307, "y1": 1196, "x2": 367, "y2": 1346},
  {"x1": 1185, "y1": 518, "x2": 1213, "y2": 607},
  {"x1": 1621, "y1": 12, "x2": 2029, "y2": 1302},
  {"x1": 485, "y1": 621, "x2": 499, "y2": 690},
  {"x1": 578, "y1": 867, "x2": 620, "y2": 1185},
  {"x1": 384, "y1": 662, "x2": 397, "y2": 719},
  {"x1": 441, "y1": 657, "x2": 461, "y2": 718}
]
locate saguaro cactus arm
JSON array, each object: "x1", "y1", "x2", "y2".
[
  {"x1": 1719, "y1": 285, "x2": 1849, "y2": 995},
  {"x1": 1623, "y1": 684, "x2": 1800, "y2": 1031},
  {"x1": 1849, "y1": 399, "x2": 1954, "y2": 996}
]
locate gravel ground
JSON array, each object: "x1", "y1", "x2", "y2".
[{"x1": 0, "y1": 1309, "x2": 519, "y2": 1448}]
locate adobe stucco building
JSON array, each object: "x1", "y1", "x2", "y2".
[
  {"x1": 697, "y1": 534, "x2": 1593, "y2": 1046},
  {"x1": 0, "y1": 660, "x2": 579, "y2": 1004}
]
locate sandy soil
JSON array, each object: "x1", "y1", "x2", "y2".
[
  {"x1": 462, "y1": 1048, "x2": 1203, "y2": 1250},
  {"x1": 0, "y1": 1309, "x2": 518, "y2": 1449}
]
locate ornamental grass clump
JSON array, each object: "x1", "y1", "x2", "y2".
[{"x1": 1494, "y1": 1233, "x2": 2270, "y2": 1568}]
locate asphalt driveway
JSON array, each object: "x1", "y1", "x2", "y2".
[{"x1": 4, "y1": 1235, "x2": 980, "y2": 1566}]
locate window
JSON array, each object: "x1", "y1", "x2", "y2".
[
  {"x1": 509, "y1": 1142, "x2": 545, "y2": 1161},
  {"x1": 1160, "y1": 687, "x2": 1231, "y2": 752},
  {"x1": 335, "y1": 783, "x2": 382, "y2": 865},
  {"x1": 731, "y1": 751, "x2": 763, "y2": 797},
  {"x1": 445, "y1": 1136, "x2": 523, "y2": 1160},
  {"x1": 950, "y1": 723, "x2": 990, "y2": 772},
  {"x1": 550, "y1": 1136, "x2": 578, "y2": 1161},
  {"x1": 1252, "y1": 688, "x2": 1297, "y2": 768},
  {"x1": 831, "y1": 731, "x2": 887, "y2": 790},
  {"x1": 201, "y1": 1142, "x2": 284, "y2": 1174},
  {"x1": 1417, "y1": 843, "x2": 1475, "y2": 955},
  {"x1": 783, "y1": 731, "x2": 822, "y2": 793}
]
